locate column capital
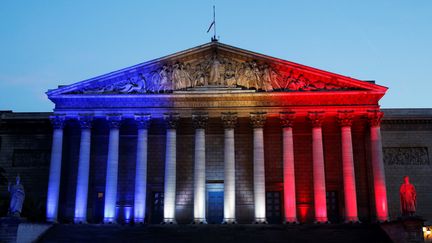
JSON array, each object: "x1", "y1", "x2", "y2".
[
  {"x1": 337, "y1": 110, "x2": 354, "y2": 127},
  {"x1": 164, "y1": 112, "x2": 180, "y2": 129},
  {"x1": 134, "y1": 113, "x2": 151, "y2": 129},
  {"x1": 106, "y1": 114, "x2": 122, "y2": 129},
  {"x1": 308, "y1": 111, "x2": 325, "y2": 128},
  {"x1": 250, "y1": 112, "x2": 267, "y2": 128},
  {"x1": 192, "y1": 112, "x2": 208, "y2": 129},
  {"x1": 367, "y1": 110, "x2": 384, "y2": 127},
  {"x1": 221, "y1": 112, "x2": 238, "y2": 129},
  {"x1": 50, "y1": 114, "x2": 66, "y2": 129},
  {"x1": 78, "y1": 114, "x2": 93, "y2": 129},
  {"x1": 280, "y1": 111, "x2": 296, "y2": 128}
]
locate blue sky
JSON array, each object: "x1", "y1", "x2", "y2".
[{"x1": 0, "y1": 0, "x2": 431, "y2": 111}]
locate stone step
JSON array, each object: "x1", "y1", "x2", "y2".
[{"x1": 38, "y1": 224, "x2": 392, "y2": 243}]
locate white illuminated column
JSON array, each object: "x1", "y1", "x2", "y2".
[
  {"x1": 368, "y1": 110, "x2": 389, "y2": 222},
  {"x1": 46, "y1": 115, "x2": 65, "y2": 222},
  {"x1": 192, "y1": 112, "x2": 208, "y2": 224},
  {"x1": 250, "y1": 112, "x2": 267, "y2": 224},
  {"x1": 280, "y1": 112, "x2": 298, "y2": 224},
  {"x1": 308, "y1": 111, "x2": 328, "y2": 223},
  {"x1": 133, "y1": 114, "x2": 151, "y2": 224},
  {"x1": 163, "y1": 112, "x2": 180, "y2": 224},
  {"x1": 338, "y1": 111, "x2": 359, "y2": 223},
  {"x1": 103, "y1": 114, "x2": 122, "y2": 223},
  {"x1": 74, "y1": 115, "x2": 93, "y2": 223},
  {"x1": 222, "y1": 112, "x2": 238, "y2": 224}
]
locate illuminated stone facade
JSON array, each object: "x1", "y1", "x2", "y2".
[{"x1": 0, "y1": 42, "x2": 431, "y2": 224}]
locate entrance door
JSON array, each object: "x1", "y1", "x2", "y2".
[
  {"x1": 207, "y1": 184, "x2": 224, "y2": 224},
  {"x1": 266, "y1": 191, "x2": 282, "y2": 224},
  {"x1": 150, "y1": 191, "x2": 164, "y2": 224},
  {"x1": 326, "y1": 191, "x2": 340, "y2": 223}
]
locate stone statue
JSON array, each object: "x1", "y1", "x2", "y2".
[
  {"x1": 209, "y1": 55, "x2": 222, "y2": 85},
  {"x1": 400, "y1": 176, "x2": 416, "y2": 216},
  {"x1": 8, "y1": 175, "x2": 25, "y2": 217}
]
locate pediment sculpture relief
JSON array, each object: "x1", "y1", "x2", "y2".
[{"x1": 69, "y1": 54, "x2": 356, "y2": 94}]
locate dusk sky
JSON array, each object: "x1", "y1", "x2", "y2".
[{"x1": 1, "y1": 1, "x2": 431, "y2": 112}]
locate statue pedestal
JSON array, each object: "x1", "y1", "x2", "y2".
[
  {"x1": 380, "y1": 216, "x2": 425, "y2": 243},
  {"x1": 0, "y1": 217, "x2": 27, "y2": 243}
]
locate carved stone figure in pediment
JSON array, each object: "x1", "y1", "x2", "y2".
[
  {"x1": 193, "y1": 63, "x2": 207, "y2": 86},
  {"x1": 209, "y1": 55, "x2": 222, "y2": 85},
  {"x1": 224, "y1": 62, "x2": 237, "y2": 87}
]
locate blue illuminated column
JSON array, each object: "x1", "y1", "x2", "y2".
[
  {"x1": 46, "y1": 115, "x2": 66, "y2": 222},
  {"x1": 103, "y1": 114, "x2": 122, "y2": 223},
  {"x1": 163, "y1": 112, "x2": 180, "y2": 224},
  {"x1": 133, "y1": 113, "x2": 151, "y2": 223},
  {"x1": 192, "y1": 112, "x2": 208, "y2": 224},
  {"x1": 221, "y1": 112, "x2": 238, "y2": 224},
  {"x1": 250, "y1": 112, "x2": 267, "y2": 224},
  {"x1": 74, "y1": 114, "x2": 93, "y2": 223}
]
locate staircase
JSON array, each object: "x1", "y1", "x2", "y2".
[{"x1": 38, "y1": 224, "x2": 393, "y2": 243}]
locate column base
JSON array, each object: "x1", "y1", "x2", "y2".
[
  {"x1": 283, "y1": 218, "x2": 299, "y2": 224},
  {"x1": 74, "y1": 217, "x2": 87, "y2": 224},
  {"x1": 376, "y1": 216, "x2": 390, "y2": 223},
  {"x1": 46, "y1": 217, "x2": 58, "y2": 223},
  {"x1": 344, "y1": 217, "x2": 361, "y2": 224},
  {"x1": 314, "y1": 217, "x2": 330, "y2": 224},
  {"x1": 134, "y1": 218, "x2": 145, "y2": 224},
  {"x1": 222, "y1": 218, "x2": 237, "y2": 224},
  {"x1": 253, "y1": 218, "x2": 268, "y2": 224},
  {"x1": 103, "y1": 217, "x2": 117, "y2": 224},
  {"x1": 191, "y1": 218, "x2": 207, "y2": 224},
  {"x1": 162, "y1": 218, "x2": 177, "y2": 224}
]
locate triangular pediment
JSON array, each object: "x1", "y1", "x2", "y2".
[{"x1": 47, "y1": 41, "x2": 387, "y2": 97}]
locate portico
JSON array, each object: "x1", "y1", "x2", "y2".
[{"x1": 45, "y1": 41, "x2": 389, "y2": 224}]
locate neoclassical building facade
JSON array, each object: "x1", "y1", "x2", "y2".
[{"x1": 2, "y1": 42, "x2": 431, "y2": 225}]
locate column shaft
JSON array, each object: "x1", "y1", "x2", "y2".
[
  {"x1": 163, "y1": 129, "x2": 177, "y2": 223},
  {"x1": 134, "y1": 128, "x2": 148, "y2": 223},
  {"x1": 104, "y1": 124, "x2": 120, "y2": 223},
  {"x1": 193, "y1": 128, "x2": 206, "y2": 223},
  {"x1": 370, "y1": 125, "x2": 389, "y2": 221},
  {"x1": 253, "y1": 127, "x2": 266, "y2": 222},
  {"x1": 283, "y1": 127, "x2": 297, "y2": 223},
  {"x1": 46, "y1": 117, "x2": 65, "y2": 222},
  {"x1": 341, "y1": 126, "x2": 359, "y2": 222},
  {"x1": 223, "y1": 128, "x2": 236, "y2": 223},
  {"x1": 74, "y1": 127, "x2": 92, "y2": 223},
  {"x1": 312, "y1": 126, "x2": 328, "y2": 222}
]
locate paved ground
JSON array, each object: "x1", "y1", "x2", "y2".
[{"x1": 38, "y1": 224, "x2": 393, "y2": 243}]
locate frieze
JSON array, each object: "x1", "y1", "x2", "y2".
[
  {"x1": 383, "y1": 147, "x2": 429, "y2": 166},
  {"x1": 66, "y1": 53, "x2": 356, "y2": 95}
]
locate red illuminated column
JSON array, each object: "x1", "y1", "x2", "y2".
[
  {"x1": 280, "y1": 112, "x2": 298, "y2": 223},
  {"x1": 308, "y1": 111, "x2": 328, "y2": 223},
  {"x1": 250, "y1": 112, "x2": 267, "y2": 224},
  {"x1": 338, "y1": 111, "x2": 359, "y2": 223},
  {"x1": 368, "y1": 110, "x2": 389, "y2": 222}
]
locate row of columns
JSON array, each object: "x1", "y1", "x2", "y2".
[{"x1": 46, "y1": 110, "x2": 389, "y2": 224}]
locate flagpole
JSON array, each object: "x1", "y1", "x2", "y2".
[{"x1": 213, "y1": 5, "x2": 216, "y2": 40}]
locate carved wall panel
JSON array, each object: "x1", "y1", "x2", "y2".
[{"x1": 383, "y1": 147, "x2": 430, "y2": 166}]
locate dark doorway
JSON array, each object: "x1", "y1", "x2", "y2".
[
  {"x1": 326, "y1": 191, "x2": 340, "y2": 223},
  {"x1": 266, "y1": 191, "x2": 282, "y2": 224},
  {"x1": 92, "y1": 192, "x2": 104, "y2": 223},
  {"x1": 150, "y1": 191, "x2": 164, "y2": 224},
  {"x1": 206, "y1": 184, "x2": 224, "y2": 224}
]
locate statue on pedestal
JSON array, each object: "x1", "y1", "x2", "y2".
[
  {"x1": 400, "y1": 176, "x2": 416, "y2": 216},
  {"x1": 8, "y1": 175, "x2": 25, "y2": 217}
]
